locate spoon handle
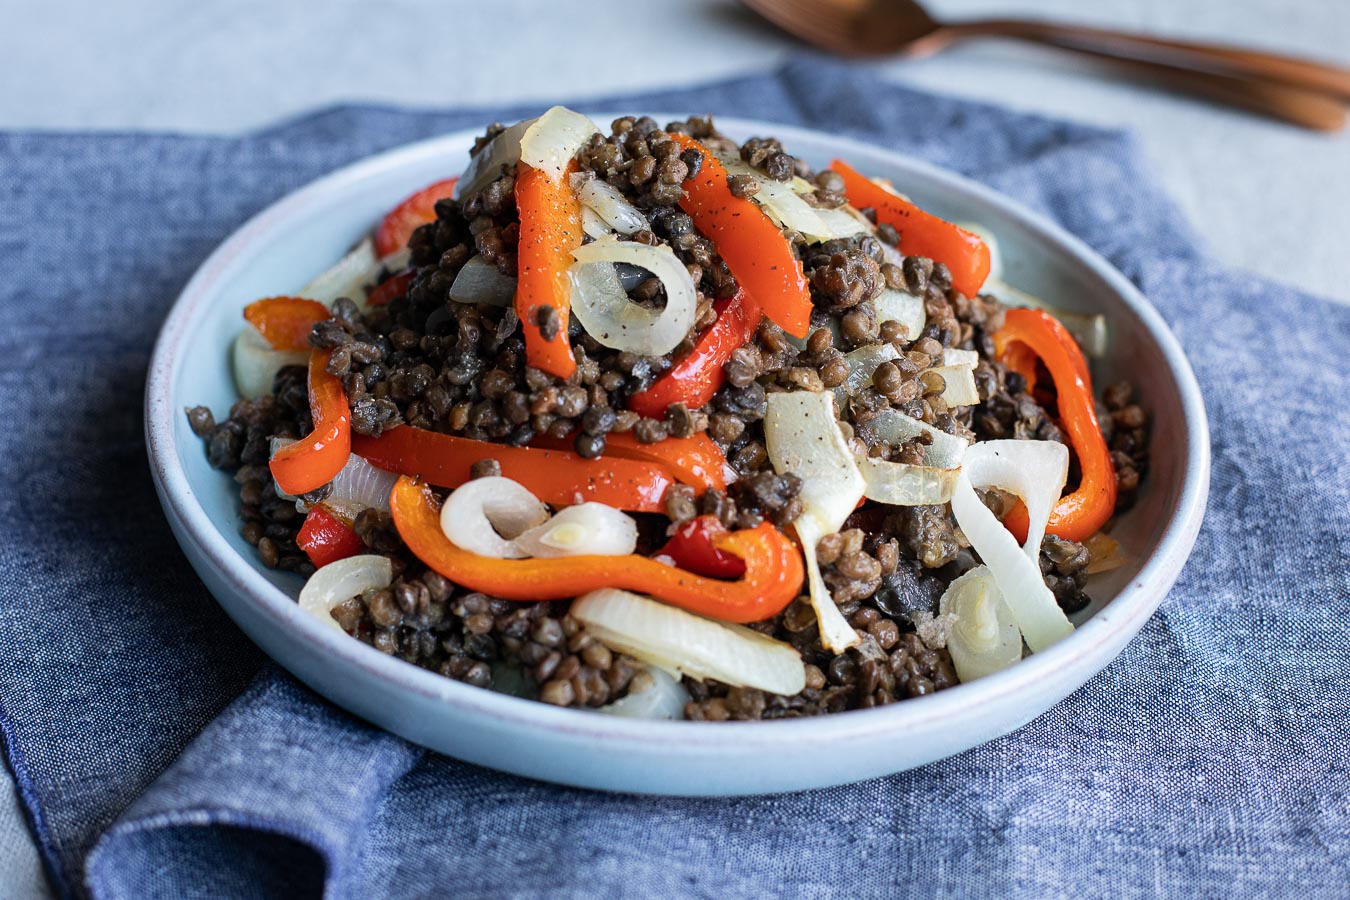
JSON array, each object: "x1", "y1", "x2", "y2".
[{"x1": 950, "y1": 18, "x2": 1350, "y2": 100}]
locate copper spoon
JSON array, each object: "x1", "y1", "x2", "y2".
[{"x1": 741, "y1": 0, "x2": 1350, "y2": 130}]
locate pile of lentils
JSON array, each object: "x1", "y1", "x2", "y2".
[{"x1": 190, "y1": 115, "x2": 1151, "y2": 720}]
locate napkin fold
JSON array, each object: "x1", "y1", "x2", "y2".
[{"x1": 0, "y1": 58, "x2": 1346, "y2": 899}]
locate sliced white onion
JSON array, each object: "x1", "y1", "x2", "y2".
[
  {"x1": 940, "y1": 565, "x2": 1023, "y2": 682},
  {"x1": 949, "y1": 440, "x2": 1072, "y2": 652},
  {"x1": 836, "y1": 342, "x2": 899, "y2": 399},
  {"x1": 941, "y1": 348, "x2": 979, "y2": 368},
  {"x1": 328, "y1": 453, "x2": 400, "y2": 512},
  {"x1": 298, "y1": 238, "x2": 403, "y2": 308},
  {"x1": 928, "y1": 364, "x2": 980, "y2": 408},
  {"x1": 581, "y1": 205, "x2": 614, "y2": 239},
  {"x1": 439, "y1": 476, "x2": 550, "y2": 560},
  {"x1": 571, "y1": 172, "x2": 647, "y2": 235},
  {"x1": 711, "y1": 150, "x2": 836, "y2": 242},
  {"x1": 764, "y1": 390, "x2": 864, "y2": 652},
  {"x1": 232, "y1": 326, "x2": 308, "y2": 400},
  {"x1": 513, "y1": 503, "x2": 637, "y2": 558},
  {"x1": 812, "y1": 205, "x2": 873, "y2": 241},
  {"x1": 299, "y1": 554, "x2": 392, "y2": 632},
  {"x1": 455, "y1": 117, "x2": 535, "y2": 201},
  {"x1": 268, "y1": 437, "x2": 300, "y2": 502},
  {"x1": 866, "y1": 409, "x2": 971, "y2": 469},
  {"x1": 519, "y1": 106, "x2": 599, "y2": 184},
  {"x1": 569, "y1": 236, "x2": 697, "y2": 356},
  {"x1": 596, "y1": 667, "x2": 691, "y2": 719},
  {"x1": 857, "y1": 456, "x2": 959, "y2": 506},
  {"x1": 572, "y1": 589, "x2": 807, "y2": 696},
  {"x1": 449, "y1": 255, "x2": 516, "y2": 307},
  {"x1": 874, "y1": 289, "x2": 926, "y2": 342}
]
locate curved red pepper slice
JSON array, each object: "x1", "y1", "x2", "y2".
[
  {"x1": 671, "y1": 134, "x2": 811, "y2": 339},
  {"x1": 389, "y1": 477, "x2": 802, "y2": 623},
  {"x1": 830, "y1": 158, "x2": 990, "y2": 298},
  {"x1": 657, "y1": 515, "x2": 747, "y2": 579},
  {"x1": 352, "y1": 424, "x2": 678, "y2": 513},
  {"x1": 532, "y1": 431, "x2": 731, "y2": 494},
  {"x1": 514, "y1": 162, "x2": 582, "y2": 380},
  {"x1": 297, "y1": 504, "x2": 366, "y2": 569},
  {"x1": 269, "y1": 349, "x2": 352, "y2": 497},
  {"x1": 994, "y1": 308, "x2": 1117, "y2": 543},
  {"x1": 243, "y1": 297, "x2": 331, "y2": 351},
  {"x1": 374, "y1": 177, "x2": 459, "y2": 258},
  {"x1": 626, "y1": 288, "x2": 763, "y2": 420}
]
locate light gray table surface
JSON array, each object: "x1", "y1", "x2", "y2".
[{"x1": 3, "y1": 0, "x2": 1347, "y2": 894}]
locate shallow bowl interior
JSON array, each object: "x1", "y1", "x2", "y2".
[{"x1": 146, "y1": 117, "x2": 1209, "y2": 796}]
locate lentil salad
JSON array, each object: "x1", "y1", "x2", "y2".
[{"x1": 189, "y1": 109, "x2": 1150, "y2": 721}]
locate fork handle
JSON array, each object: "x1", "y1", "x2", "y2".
[{"x1": 950, "y1": 18, "x2": 1350, "y2": 100}]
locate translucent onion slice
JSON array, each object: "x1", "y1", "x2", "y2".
[
  {"x1": 572, "y1": 589, "x2": 807, "y2": 696},
  {"x1": 449, "y1": 256, "x2": 516, "y2": 307},
  {"x1": 874, "y1": 289, "x2": 926, "y2": 342},
  {"x1": 580, "y1": 206, "x2": 614, "y2": 240},
  {"x1": 233, "y1": 326, "x2": 308, "y2": 400},
  {"x1": 299, "y1": 554, "x2": 392, "y2": 632},
  {"x1": 512, "y1": 503, "x2": 638, "y2": 558},
  {"x1": 811, "y1": 205, "x2": 873, "y2": 241},
  {"x1": 596, "y1": 667, "x2": 691, "y2": 719},
  {"x1": 439, "y1": 476, "x2": 551, "y2": 560},
  {"x1": 570, "y1": 172, "x2": 647, "y2": 235},
  {"x1": 857, "y1": 456, "x2": 959, "y2": 506},
  {"x1": 835, "y1": 342, "x2": 899, "y2": 399},
  {"x1": 328, "y1": 453, "x2": 400, "y2": 512},
  {"x1": 519, "y1": 106, "x2": 600, "y2": 184},
  {"x1": 940, "y1": 565, "x2": 1023, "y2": 682},
  {"x1": 710, "y1": 150, "x2": 836, "y2": 242},
  {"x1": 1084, "y1": 531, "x2": 1127, "y2": 575},
  {"x1": 455, "y1": 117, "x2": 535, "y2": 201},
  {"x1": 949, "y1": 440, "x2": 1072, "y2": 651},
  {"x1": 569, "y1": 237, "x2": 697, "y2": 356},
  {"x1": 764, "y1": 390, "x2": 864, "y2": 652},
  {"x1": 927, "y1": 364, "x2": 980, "y2": 408},
  {"x1": 299, "y1": 238, "x2": 405, "y2": 308},
  {"x1": 932, "y1": 349, "x2": 980, "y2": 406},
  {"x1": 866, "y1": 408, "x2": 971, "y2": 469}
]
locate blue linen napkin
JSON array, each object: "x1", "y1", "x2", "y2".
[{"x1": 1, "y1": 58, "x2": 1347, "y2": 899}]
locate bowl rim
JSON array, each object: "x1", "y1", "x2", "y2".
[{"x1": 144, "y1": 115, "x2": 1210, "y2": 750}]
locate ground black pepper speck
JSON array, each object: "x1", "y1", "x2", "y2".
[{"x1": 191, "y1": 114, "x2": 1152, "y2": 719}]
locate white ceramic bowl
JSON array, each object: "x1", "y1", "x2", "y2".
[{"x1": 145, "y1": 117, "x2": 1209, "y2": 796}]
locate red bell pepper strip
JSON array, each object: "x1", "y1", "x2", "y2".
[
  {"x1": 626, "y1": 287, "x2": 763, "y2": 420},
  {"x1": 366, "y1": 270, "x2": 414, "y2": 307},
  {"x1": 600, "y1": 432, "x2": 732, "y2": 493},
  {"x1": 670, "y1": 134, "x2": 812, "y2": 339},
  {"x1": 269, "y1": 349, "x2": 352, "y2": 496},
  {"x1": 296, "y1": 504, "x2": 366, "y2": 568},
  {"x1": 657, "y1": 515, "x2": 747, "y2": 579},
  {"x1": 373, "y1": 177, "x2": 458, "y2": 257},
  {"x1": 389, "y1": 477, "x2": 802, "y2": 623},
  {"x1": 532, "y1": 431, "x2": 731, "y2": 493},
  {"x1": 994, "y1": 308, "x2": 1117, "y2": 543},
  {"x1": 514, "y1": 161, "x2": 582, "y2": 380},
  {"x1": 830, "y1": 159, "x2": 991, "y2": 298},
  {"x1": 243, "y1": 297, "x2": 331, "y2": 351},
  {"x1": 352, "y1": 424, "x2": 678, "y2": 513}
]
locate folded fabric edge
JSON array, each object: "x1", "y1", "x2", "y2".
[
  {"x1": 79, "y1": 671, "x2": 422, "y2": 899},
  {"x1": 0, "y1": 698, "x2": 67, "y2": 898},
  {"x1": 83, "y1": 806, "x2": 330, "y2": 898}
]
